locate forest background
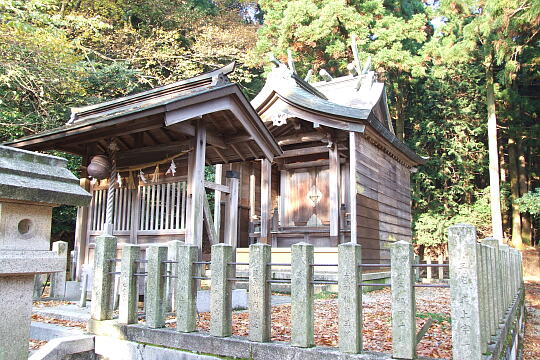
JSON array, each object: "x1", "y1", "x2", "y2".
[{"x1": 0, "y1": 0, "x2": 538, "y2": 251}]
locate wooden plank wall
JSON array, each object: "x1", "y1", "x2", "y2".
[{"x1": 355, "y1": 135, "x2": 412, "y2": 264}]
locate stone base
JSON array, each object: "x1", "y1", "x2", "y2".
[
  {"x1": 0, "y1": 275, "x2": 34, "y2": 360},
  {"x1": 88, "y1": 320, "x2": 395, "y2": 360}
]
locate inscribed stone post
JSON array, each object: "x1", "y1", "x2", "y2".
[
  {"x1": 90, "y1": 235, "x2": 117, "y2": 320},
  {"x1": 249, "y1": 243, "x2": 271, "y2": 342},
  {"x1": 145, "y1": 245, "x2": 168, "y2": 328},
  {"x1": 448, "y1": 224, "x2": 482, "y2": 360},
  {"x1": 50, "y1": 241, "x2": 68, "y2": 299},
  {"x1": 210, "y1": 244, "x2": 233, "y2": 337},
  {"x1": 291, "y1": 242, "x2": 314, "y2": 348},
  {"x1": 118, "y1": 244, "x2": 140, "y2": 324},
  {"x1": 338, "y1": 242, "x2": 362, "y2": 354},
  {"x1": 391, "y1": 241, "x2": 416, "y2": 359},
  {"x1": 176, "y1": 244, "x2": 198, "y2": 332}
]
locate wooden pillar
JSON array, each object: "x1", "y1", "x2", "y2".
[
  {"x1": 214, "y1": 164, "x2": 223, "y2": 234},
  {"x1": 249, "y1": 163, "x2": 256, "y2": 220},
  {"x1": 279, "y1": 170, "x2": 288, "y2": 227},
  {"x1": 75, "y1": 178, "x2": 90, "y2": 281},
  {"x1": 223, "y1": 171, "x2": 240, "y2": 251},
  {"x1": 329, "y1": 141, "x2": 341, "y2": 242},
  {"x1": 130, "y1": 185, "x2": 141, "y2": 244},
  {"x1": 349, "y1": 132, "x2": 358, "y2": 244},
  {"x1": 186, "y1": 121, "x2": 206, "y2": 254},
  {"x1": 260, "y1": 159, "x2": 272, "y2": 244}
]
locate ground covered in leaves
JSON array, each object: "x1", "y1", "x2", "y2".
[
  {"x1": 29, "y1": 301, "x2": 87, "y2": 352},
  {"x1": 29, "y1": 339, "x2": 47, "y2": 351},
  {"x1": 523, "y1": 280, "x2": 540, "y2": 360},
  {"x1": 167, "y1": 288, "x2": 452, "y2": 358}
]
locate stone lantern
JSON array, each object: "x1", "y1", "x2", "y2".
[{"x1": 0, "y1": 146, "x2": 91, "y2": 360}]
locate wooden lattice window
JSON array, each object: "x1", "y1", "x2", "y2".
[
  {"x1": 88, "y1": 179, "x2": 188, "y2": 234},
  {"x1": 138, "y1": 181, "x2": 187, "y2": 232}
]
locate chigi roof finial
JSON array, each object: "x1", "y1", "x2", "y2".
[
  {"x1": 268, "y1": 53, "x2": 281, "y2": 67},
  {"x1": 287, "y1": 49, "x2": 297, "y2": 74}
]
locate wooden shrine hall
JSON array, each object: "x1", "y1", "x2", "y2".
[
  {"x1": 234, "y1": 52, "x2": 425, "y2": 265},
  {"x1": 8, "y1": 46, "x2": 425, "y2": 274},
  {"x1": 6, "y1": 63, "x2": 282, "y2": 276}
]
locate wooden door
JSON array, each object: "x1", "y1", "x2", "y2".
[{"x1": 287, "y1": 167, "x2": 329, "y2": 227}]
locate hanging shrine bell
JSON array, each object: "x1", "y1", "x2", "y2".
[{"x1": 87, "y1": 155, "x2": 111, "y2": 180}]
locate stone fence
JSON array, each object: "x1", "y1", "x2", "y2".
[{"x1": 89, "y1": 224, "x2": 524, "y2": 360}]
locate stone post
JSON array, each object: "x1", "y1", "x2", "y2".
[
  {"x1": 90, "y1": 235, "x2": 117, "y2": 321},
  {"x1": 511, "y1": 249, "x2": 519, "y2": 296},
  {"x1": 391, "y1": 241, "x2": 416, "y2": 359},
  {"x1": 500, "y1": 245, "x2": 510, "y2": 310},
  {"x1": 79, "y1": 273, "x2": 88, "y2": 307},
  {"x1": 145, "y1": 245, "x2": 168, "y2": 328},
  {"x1": 448, "y1": 224, "x2": 482, "y2": 360},
  {"x1": 118, "y1": 244, "x2": 140, "y2": 324},
  {"x1": 509, "y1": 248, "x2": 515, "y2": 301},
  {"x1": 291, "y1": 242, "x2": 314, "y2": 348},
  {"x1": 249, "y1": 243, "x2": 271, "y2": 342},
  {"x1": 210, "y1": 243, "x2": 233, "y2": 337},
  {"x1": 166, "y1": 240, "x2": 182, "y2": 312},
  {"x1": 476, "y1": 244, "x2": 489, "y2": 352},
  {"x1": 50, "y1": 241, "x2": 68, "y2": 299},
  {"x1": 338, "y1": 242, "x2": 362, "y2": 353},
  {"x1": 485, "y1": 244, "x2": 497, "y2": 337},
  {"x1": 176, "y1": 244, "x2": 198, "y2": 333},
  {"x1": 521, "y1": 251, "x2": 524, "y2": 286},
  {"x1": 33, "y1": 274, "x2": 44, "y2": 299},
  {"x1": 413, "y1": 255, "x2": 420, "y2": 282},
  {"x1": 483, "y1": 238, "x2": 502, "y2": 327}
]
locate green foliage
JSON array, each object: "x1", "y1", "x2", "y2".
[
  {"x1": 256, "y1": 0, "x2": 427, "y2": 79},
  {"x1": 414, "y1": 188, "x2": 498, "y2": 247},
  {"x1": 516, "y1": 189, "x2": 540, "y2": 216}
]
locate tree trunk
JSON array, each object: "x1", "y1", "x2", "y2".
[
  {"x1": 499, "y1": 144, "x2": 510, "y2": 231},
  {"x1": 486, "y1": 62, "x2": 504, "y2": 243},
  {"x1": 518, "y1": 142, "x2": 532, "y2": 245},
  {"x1": 508, "y1": 138, "x2": 522, "y2": 248}
]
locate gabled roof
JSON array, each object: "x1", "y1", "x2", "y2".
[
  {"x1": 67, "y1": 63, "x2": 237, "y2": 126},
  {"x1": 6, "y1": 63, "x2": 282, "y2": 164},
  {"x1": 251, "y1": 63, "x2": 425, "y2": 166}
]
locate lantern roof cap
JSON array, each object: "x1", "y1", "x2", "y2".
[{"x1": 0, "y1": 146, "x2": 91, "y2": 207}]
